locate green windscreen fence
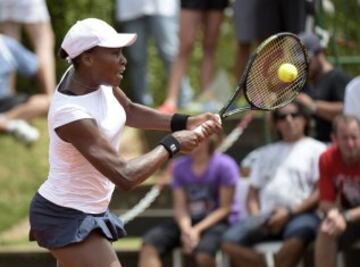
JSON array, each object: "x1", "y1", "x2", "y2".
[{"x1": 315, "y1": 0, "x2": 360, "y2": 74}]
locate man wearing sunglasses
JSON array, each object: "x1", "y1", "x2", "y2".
[{"x1": 222, "y1": 101, "x2": 326, "y2": 267}]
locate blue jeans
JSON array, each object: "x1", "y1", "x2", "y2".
[
  {"x1": 223, "y1": 213, "x2": 320, "y2": 246},
  {"x1": 0, "y1": 35, "x2": 38, "y2": 97},
  {"x1": 120, "y1": 15, "x2": 191, "y2": 106}
]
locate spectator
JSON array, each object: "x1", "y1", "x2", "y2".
[
  {"x1": 138, "y1": 134, "x2": 239, "y2": 267},
  {"x1": 158, "y1": 0, "x2": 229, "y2": 113},
  {"x1": 344, "y1": 76, "x2": 360, "y2": 119},
  {"x1": 115, "y1": 0, "x2": 191, "y2": 106},
  {"x1": 222, "y1": 101, "x2": 326, "y2": 267},
  {"x1": 255, "y1": 0, "x2": 306, "y2": 42},
  {"x1": 315, "y1": 115, "x2": 360, "y2": 267},
  {"x1": 0, "y1": 0, "x2": 56, "y2": 96},
  {"x1": 233, "y1": 0, "x2": 258, "y2": 79},
  {"x1": 0, "y1": 34, "x2": 51, "y2": 144},
  {"x1": 297, "y1": 32, "x2": 352, "y2": 143},
  {"x1": 28, "y1": 18, "x2": 222, "y2": 267}
]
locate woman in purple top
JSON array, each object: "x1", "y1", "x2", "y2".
[{"x1": 139, "y1": 135, "x2": 239, "y2": 267}]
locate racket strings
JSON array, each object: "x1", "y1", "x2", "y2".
[{"x1": 246, "y1": 36, "x2": 307, "y2": 110}]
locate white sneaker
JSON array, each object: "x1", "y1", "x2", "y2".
[{"x1": 5, "y1": 120, "x2": 40, "y2": 145}]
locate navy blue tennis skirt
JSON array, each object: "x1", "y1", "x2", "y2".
[{"x1": 29, "y1": 192, "x2": 126, "y2": 249}]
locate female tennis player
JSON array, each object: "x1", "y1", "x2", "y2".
[{"x1": 28, "y1": 18, "x2": 222, "y2": 267}]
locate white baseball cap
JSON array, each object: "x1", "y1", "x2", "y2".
[{"x1": 61, "y1": 18, "x2": 137, "y2": 59}]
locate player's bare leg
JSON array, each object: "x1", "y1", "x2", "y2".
[{"x1": 51, "y1": 232, "x2": 122, "y2": 267}]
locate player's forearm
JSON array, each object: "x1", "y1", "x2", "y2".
[
  {"x1": 125, "y1": 102, "x2": 172, "y2": 131},
  {"x1": 87, "y1": 144, "x2": 169, "y2": 191},
  {"x1": 117, "y1": 146, "x2": 171, "y2": 189}
]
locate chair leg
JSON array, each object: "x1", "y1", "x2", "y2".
[{"x1": 173, "y1": 248, "x2": 183, "y2": 267}]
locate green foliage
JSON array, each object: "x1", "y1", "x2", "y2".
[
  {"x1": 316, "y1": 0, "x2": 360, "y2": 74},
  {"x1": 0, "y1": 119, "x2": 48, "y2": 232}
]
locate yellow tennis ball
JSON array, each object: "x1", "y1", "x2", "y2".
[{"x1": 277, "y1": 63, "x2": 298, "y2": 83}]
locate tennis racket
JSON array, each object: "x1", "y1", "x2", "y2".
[{"x1": 211, "y1": 32, "x2": 309, "y2": 124}]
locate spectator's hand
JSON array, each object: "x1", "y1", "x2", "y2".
[
  {"x1": 266, "y1": 207, "x2": 290, "y2": 234},
  {"x1": 173, "y1": 120, "x2": 221, "y2": 153},
  {"x1": 181, "y1": 228, "x2": 199, "y2": 254},
  {"x1": 321, "y1": 209, "x2": 347, "y2": 237},
  {"x1": 187, "y1": 112, "x2": 222, "y2": 133},
  {"x1": 296, "y1": 93, "x2": 316, "y2": 113}
]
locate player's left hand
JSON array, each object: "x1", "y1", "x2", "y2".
[{"x1": 187, "y1": 112, "x2": 222, "y2": 133}]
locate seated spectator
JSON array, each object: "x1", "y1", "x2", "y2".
[
  {"x1": 222, "y1": 101, "x2": 326, "y2": 267},
  {"x1": 315, "y1": 115, "x2": 360, "y2": 267},
  {"x1": 0, "y1": 0, "x2": 56, "y2": 97},
  {"x1": 0, "y1": 34, "x2": 51, "y2": 144},
  {"x1": 138, "y1": 134, "x2": 239, "y2": 267},
  {"x1": 344, "y1": 76, "x2": 360, "y2": 119},
  {"x1": 297, "y1": 32, "x2": 352, "y2": 143}
]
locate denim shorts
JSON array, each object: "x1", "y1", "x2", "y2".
[
  {"x1": 143, "y1": 218, "x2": 228, "y2": 256},
  {"x1": 181, "y1": 0, "x2": 229, "y2": 10},
  {"x1": 223, "y1": 212, "x2": 320, "y2": 246},
  {"x1": 29, "y1": 192, "x2": 126, "y2": 249}
]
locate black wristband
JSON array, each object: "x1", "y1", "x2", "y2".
[
  {"x1": 170, "y1": 113, "x2": 189, "y2": 132},
  {"x1": 159, "y1": 135, "x2": 180, "y2": 158}
]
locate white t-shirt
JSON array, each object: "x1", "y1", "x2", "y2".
[
  {"x1": 250, "y1": 137, "x2": 326, "y2": 213},
  {"x1": 116, "y1": 0, "x2": 178, "y2": 22},
  {"x1": 344, "y1": 76, "x2": 360, "y2": 119},
  {"x1": 39, "y1": 68, "x2": 126, "y2": 214}
]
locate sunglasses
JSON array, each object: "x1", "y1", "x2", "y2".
[{"x1": 275, "y1": 111, "x2": 302, "y2": 121}]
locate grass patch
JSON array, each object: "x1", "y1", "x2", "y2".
[{"x1": 0, "y1": 119, "x2": 49, "y2": 232}]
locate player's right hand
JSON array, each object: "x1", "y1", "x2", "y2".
[{"x1": 172, "y1": 120, "x2": 220, "y2": 153}]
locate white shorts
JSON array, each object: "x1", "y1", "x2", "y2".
[{"x1": 0, "y1": 0, "x2": 50, "y2": 23}]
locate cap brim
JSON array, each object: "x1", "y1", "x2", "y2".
[{"x1": 98, "y1": 33, "x2": 137, "y2": 48}]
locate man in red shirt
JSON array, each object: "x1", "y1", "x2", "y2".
[{"x1": 315, "y1": 114, "x2": 360, "y2": 267}]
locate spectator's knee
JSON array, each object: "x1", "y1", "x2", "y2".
[
  {"x1": 195, "y1": 252, "x2": 214, "y2": 267},
  {"x1": 139, "y1": 242, "x2": 159, "y2": 258},
  {"x1": 222, "y1": 241, "x2": 236, "y2": 253}
]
